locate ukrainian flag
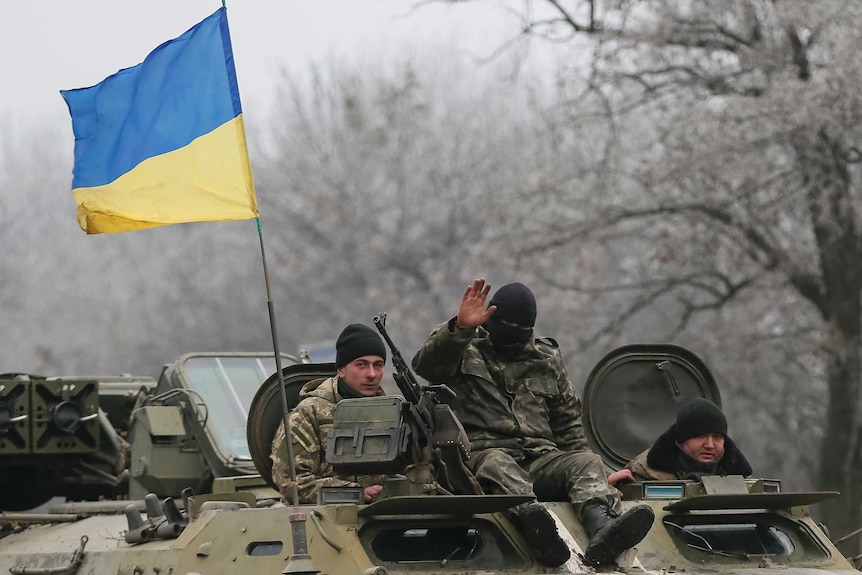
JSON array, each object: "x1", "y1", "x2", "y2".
[{"x1": 61, "y1": 8, "x2": 258, "y2": 234}]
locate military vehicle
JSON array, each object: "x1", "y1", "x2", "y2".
[{"x1": 1, "y1": 343, "x2": 860, "y2": 575}]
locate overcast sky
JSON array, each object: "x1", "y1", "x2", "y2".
[{"x1": 2, "y1": 1, "x2": 518, "y2": 131}]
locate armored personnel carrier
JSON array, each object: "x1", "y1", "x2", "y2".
[{"x1": 0, "y1": 345, "x2": 859, "y2": 575}]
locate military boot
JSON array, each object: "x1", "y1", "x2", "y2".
[
  {"x1": 581, "y1": 502, "x2": 654, "y2": 566},
  {"x1": 514, "y1": 501, "x2": 571, "y2": 567}
]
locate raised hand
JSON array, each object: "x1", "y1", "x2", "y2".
[{"x1": 456, "y1": 278, "x2": 497, "y2": 330}]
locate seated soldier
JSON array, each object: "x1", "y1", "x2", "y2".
[
  {"x1": 412, "y1": 279, "x2": 654, "y2": 568},
  {"x1": 609, "y1": 398, "x2": 752, "y2": 485},
  {"x1": 270, "y1": 324, "x2": 390, "y2": 504}
]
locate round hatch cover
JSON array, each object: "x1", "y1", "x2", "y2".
[
  {"x1": 582, "y1": 344, "x2": 720, "y2": 470},
  {"x1": 246, "y1": 363, "x2": 336, "y2": 488}
]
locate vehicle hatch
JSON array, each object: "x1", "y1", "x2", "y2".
[
  {"x1": 582, "y1": 344, "x2": 721, "y2": 469},
  {"x1": 664, "y1": 512, "x2": 830, "y2": 565},
  {"x1": 360, "y1": 517, "x2": 529, "y2": 570}
]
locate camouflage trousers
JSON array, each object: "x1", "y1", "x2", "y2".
[{"x1": 469, "y1": 448, "x2": 620, "y2": 515}]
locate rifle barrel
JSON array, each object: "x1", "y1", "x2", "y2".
[{"x1": 373, "y1": 313, "x2": 421, "y2": 404}]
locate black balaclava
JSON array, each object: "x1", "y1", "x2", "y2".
[{"x1": 484, "y1": 282, "x2": 537, "y2": 356}]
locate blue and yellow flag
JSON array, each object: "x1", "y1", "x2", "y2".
[{"x1": 61, "y1": 8, "x2": 258, "y2": 234}]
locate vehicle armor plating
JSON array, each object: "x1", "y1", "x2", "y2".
[{"x1": 0, "y1": 346, "x2": 858, "y2": 575}]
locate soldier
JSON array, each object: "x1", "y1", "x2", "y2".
[
  {"x1": 411, "y1": 278, "x2": 654, "y2": 567},
  {"x1": 609, "y1": 398, "x2": 752, "y2": 485},
  {"x1": 270, "y1": 324, "x2": 390, "y2": 504}
]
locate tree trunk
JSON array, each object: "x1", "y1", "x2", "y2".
[
  {"x1": 821, "y1": 343, "x2": 862, "y2": 557},
  {"x1": 798, "y1": 130, "x2": 862, "y2": 556}
]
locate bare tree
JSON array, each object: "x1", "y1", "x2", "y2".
[
  {"x1": 254, "y1": 50, "x2": 541, "y2": 351},
  {"x1": 441, "y1": 0, "x2": 862, "y2": 550}
]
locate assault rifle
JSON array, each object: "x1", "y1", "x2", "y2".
[{"x1": 372, "y1": 312, "x2": 454, "y2": 446}]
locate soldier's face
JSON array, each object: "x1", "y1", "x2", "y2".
[
  {"x1": 338, "y1": 355, "x2": 385, "y2": 396},
  {"x1": 680, "y1": 433, "x2": 725, "y2": 463}
]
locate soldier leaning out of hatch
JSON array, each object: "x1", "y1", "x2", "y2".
[
  {"x1": 411, "y1": 278, "x2": 655, "y2": 568},
  {"x1": 270, "y1": 324, "x2": 392, "y2": 504},
  {"x1": 608, "y1": 398, "x2": 753, "y2": 486}
]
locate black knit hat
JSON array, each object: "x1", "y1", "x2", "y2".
[
  {"x1": 489, "y1": 283, "x2": 537, "y2": 327},
  {"x1": 335, "y1": 324, "x2": 386, "y2": 368},
  {"x1": 673, "y1": 398, "x2": 727, "y2": 443}
]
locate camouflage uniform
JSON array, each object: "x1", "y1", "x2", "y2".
[
  {"x1": 270, "y1": 376, "x2": 386, "y2": 504},
  {"x1": 411, "y1": 318, "x2": 619, "y2": 513}
]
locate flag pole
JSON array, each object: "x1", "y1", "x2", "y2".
[
  {"x1": 256, "y1": 217, "x2": 300, "y2": 507},
  {"x1": 256, "y1": 217, "x2": 317, "y2": 573},
  {"x1": 229, "y1": 0, "x2": 310, "y2": 564},
  {"x1": 217, "y1": 0, "x2": 301, "y2": 512}
]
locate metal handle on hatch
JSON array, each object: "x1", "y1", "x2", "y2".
[{"x1": 656, "y1": 361, "x2": 681, "y2": 396}]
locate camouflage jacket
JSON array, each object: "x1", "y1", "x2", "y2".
[
  {"x1": 270, "y1": 376, "x2": 386, "y2": 504},
  {"x1": 411, "y1": 317, "x2": 590, "y2": 456}
]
